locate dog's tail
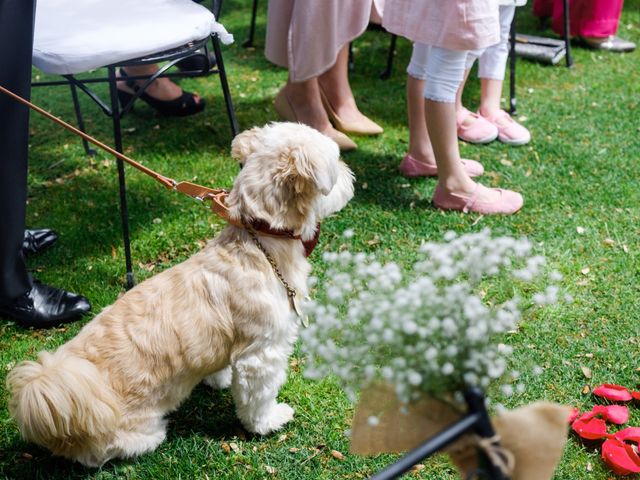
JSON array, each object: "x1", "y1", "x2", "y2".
[{"x1": 6, "y1": 350, "x2": 121, "y2": 456}]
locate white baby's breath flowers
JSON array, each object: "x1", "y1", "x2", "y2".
[{"x1": 301, "y1": 229, "x2": 561, "y2": 408}]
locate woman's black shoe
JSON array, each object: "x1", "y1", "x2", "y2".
[
  {"x1": 176, "y1": 51, "x2": 217, "y2": 72},
  {"x1": 23, "y1": 228, "x2": 58, "y2": 256},
  {"x1": 117, "y1": 69, "x2": 206, "y2": 117},
  {"x1": 0, "y1": 281, "x2": 91, "y2": 329}
]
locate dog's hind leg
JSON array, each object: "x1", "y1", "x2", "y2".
[
  {"x1": 109, "y1": 416, "x2": 168, "y2": 460},
  {"x1": 230, "y1": 349, "x2": 294, "y2": 435},
  {"x1": 203, "y1": 365, "x2": 232, "y2": 389}
]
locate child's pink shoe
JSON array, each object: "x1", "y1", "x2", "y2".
[
  {"x1": 456, "y1": 107, "x2": 499, "y2": 144},
  {"x1": 480, "y1": 110, "x2": 531, "y2": 146},
  {"x1": 399, "y1": 154, "x2": 484, "y2": 178},
  {"x1": 432, "y1": 183, "x2": 523, "y2": 215}
]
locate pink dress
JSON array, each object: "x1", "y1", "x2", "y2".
[
  {"x1": 265, "y1": 0, "x2": 374, "y2": 82},
  {"x1": 533, "y1": 0, "x2": 624, "y2": 38},
  {"x1": 382, "y1": 0, "x2": 500, "y2": 51}
]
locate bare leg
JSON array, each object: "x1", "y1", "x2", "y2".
[
  {"x1": 407, "y1": 75, "x2": 436, "y2": 166},
  {"x1": 425, "y1": 99, "x2": 499, "y2": 203},
  {"x1": 276, "y1": 76, "x2": 357, "y2": 151},
  {"x1": 118, "y1": 65, "x2": 202, "y2": 104},
  {"x1": 282, "y1": 77, "x2": 333, "y2": 134},
  {"x1": 317, "y1": 44, "x2": 370, "y2": 124},
  {"x1": 455, "y1": 69, "x2": 472, "y2": 113},
  {"x1": 478, "y1": 78, "x2": 504, "y2": 118}
]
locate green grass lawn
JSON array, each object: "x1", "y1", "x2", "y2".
[{"x1": 1, "y1": 1, "x2": 639, "y2": 478}]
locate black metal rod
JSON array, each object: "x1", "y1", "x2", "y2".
[
  {"x1": 69, "y1": 82, "x2": 95, "y2": 156},
  {"x1": 371, "y1": 388, "x2": 509, "y2": 480},
  {"x1": 562, "y1": 0, "x2": 573, "y2": 67},
  {"x1": 108, "y1": 67, "x2": 135, "y2": 290},
  {"x1": 370, "y1": 413, "x2": 481, "y2": 480},
  {"x1": 464, "y1": 388, "x2": 509, "y2": 480},
  {"x1": 243, "y1": 0, "x2": 259, "y2": 48},
  {"x1": 380, "y1": 34, "x2": 398, "y2": 80},
  {"x1": 212, "y1": 33, "x2": 239, "y2": 137},
  {"x1": 509, "y1": 9, "x2": 517, "y2": 115}
]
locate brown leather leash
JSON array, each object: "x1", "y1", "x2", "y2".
[
  {"x1": 0, "y1": 84, "x2": 322, "y2": 260},
  {"x1": 0, "y1": 84, "x2": 239, "y2": 227}
]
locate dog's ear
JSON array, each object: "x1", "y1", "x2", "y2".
[
  {"x1": 281, "y1": 142, "x2": 338, "y2": 196},
  {"x1": 231, "y1": 127, "x2": 261, "y2": 165}
]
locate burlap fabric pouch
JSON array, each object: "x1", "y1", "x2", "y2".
[{"x1": 351, "y1": 384, "x2": 570, "y2": 479}]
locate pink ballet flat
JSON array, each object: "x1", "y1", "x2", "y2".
[
  {"x1": 398, "y1": 154, "x2": 484, "y2": 178},
  {"x1": 480, "y1": 110, "x2": 531, "y2": 146},
  {"x1": 456, "y1": 107, "x2": 499, "y2": 144},
  {"x1": 431, "y1": 183, "x2": 523, "y2": 215}
]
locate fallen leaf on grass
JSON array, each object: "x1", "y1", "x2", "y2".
[
  {"x1": 411, "y1": 464, "x2": 425, "y2": 474},
  {"x1": 289, "y1": 447, "x2": 300, "y2": 453},
  {"x1": 265, "y1": 465, "x2": 277, "y2": 475},
  {"x1": 581, "y1": 267, "x2": 590, "y2": 275},
  {"x1": 581, "y1": 366, "x2": 592, "y2": 379},
  {"x1": 582, "y1": 385, "x2": 591, "y2": 394},
  {"x1": 229, "y1": 442, "x2": 240, "y2": 453},
  {"x1": 576, "y1": 226, "x2": 585, "y2": 234},
  {"x1": 330, "y1": 450, "x2": 345, "y2": 460},
  {"x1": 221, "y1": 442, "x2": 231, "y2": 453}
]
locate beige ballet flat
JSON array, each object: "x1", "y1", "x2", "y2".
[
  {"x1": 273, "y1": 88, "x2": 357, "y2": 152},
  {"x1": 319, "y1": 87, "x2": 383, "y2": 136}
]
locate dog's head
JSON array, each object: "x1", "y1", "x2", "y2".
[{"x1": 227, "y1": 122, "x2": 354, "y2": 240}]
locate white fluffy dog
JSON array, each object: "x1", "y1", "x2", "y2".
[{"x1": 6, "y1": 122, "x2": 354, "y2": 467}]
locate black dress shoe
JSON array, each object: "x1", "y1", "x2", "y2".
[
  {"x1": 0, "y1": 281, "x2": 91, "y2": 328},
  {"x1": 23, "y1": 228, "x2": 58, "y2": 256}
]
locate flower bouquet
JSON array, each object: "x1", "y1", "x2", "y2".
[{"x1": 300, "y1": 230, "x2": 571, "y2": 479}]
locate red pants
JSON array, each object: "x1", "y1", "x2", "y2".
[{"x1": 533, "y1": 0, "x2": 624, "y2": 38}]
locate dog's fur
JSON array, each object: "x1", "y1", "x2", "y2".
[{"x1": 6, "y1": 122, "x2": 354, "y2": 467}]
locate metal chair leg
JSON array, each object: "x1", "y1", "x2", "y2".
[
  {"x1": 562, "y1": 0, "x2": 573, "y2": 67},
  {"x1": 212, "y1": 34, "x2": 239, "y2": 137},
  {"x1": 509, "y1": 10, "x2": 517, "y2": 115},
  {"x1": 243, "y1": 0, "x2": 259, "y2": 48},
  {"x1": 69, "y1": 82, "x2": 96, "y2": 156},
  {"x1": 108, "y1": 66, "x2": 135, "y2": 290},
  {"x1": 379, "y1": 34, "x2": 397, "y2": 80}
]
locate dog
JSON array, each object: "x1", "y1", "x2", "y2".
[{"x1": 6, "y1": 122, "x2": 354, "y2": 467}]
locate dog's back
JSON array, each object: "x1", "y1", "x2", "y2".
[{"x1": 6, "y1": 349, "x2": 121, "y2": 466}]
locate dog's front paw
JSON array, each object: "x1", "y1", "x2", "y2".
[{"x1": 248, "y1": 403, "x2": 294, "y2": 435}]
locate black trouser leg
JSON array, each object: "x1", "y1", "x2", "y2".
[{"x1": 0, "y1": 0, "x2": 36, "y2": 300}]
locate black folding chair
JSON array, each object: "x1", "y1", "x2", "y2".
[{"x1": 32, "y1": 0, "x2": 239, "y2": 289}]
